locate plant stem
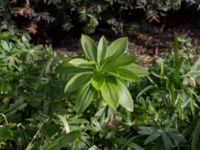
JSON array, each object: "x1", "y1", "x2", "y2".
[{"x1": 97, "y1": 92, "x2": 102, "y2": 110}]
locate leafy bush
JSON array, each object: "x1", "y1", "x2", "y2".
[
  {"x1": 1, "y1": 0, "x2": 200, "y2": 35},
  {"x1": 0, "y1": 32, "x2": 147, "y2": 149},
  {"x1": 0, "y1": 32, "x2": 68, "y2": 149},
  {"x1": 131, "y1": 35, "x2": 200, "y2": 149},
  {"x1": 0, "y1": 32, "x2": 200, "y2": 150}
]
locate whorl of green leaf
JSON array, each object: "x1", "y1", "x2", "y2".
[{"x1": 61, "y1": 35, "x2": 148, "y2": 113}]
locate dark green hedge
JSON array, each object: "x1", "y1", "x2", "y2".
[{"x1": 0, "y1": 0, "x2": 200, "y2": 35}]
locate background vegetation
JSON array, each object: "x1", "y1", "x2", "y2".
[{"x1": 1, "y1": 0, "x2": 200, "y2": 40}]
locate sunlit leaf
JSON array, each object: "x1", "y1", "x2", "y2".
[
  {"x1": 97, "y1": 36, "x2": 107, "y2": 64},
  {"x1": 100, "y1": 77, "x2": 119, "y2": 110},
  {"x1": 75, "y1": 84, "x2": 96, "y2": 113},
  {"x1": 106, "y1": 37, "x2": 128, "y2": 58},
  {"x1": 91, "y1": 73, "x2": 104, "y2": 91},
  {"x1": 81, "y1": 34, "x2": 97, "y2": 61},
  {"x1": 117, "y1": 79, "x2": 134, "y2": 112},
  {"x1": 64, "y1": 72, "x2": 92, "y2": 93},
  {"x1": 108, "y1": 68, "x2": 141, "y2": 82}
]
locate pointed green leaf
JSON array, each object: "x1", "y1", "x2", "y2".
[
  {"x1": 138, "y1": 127, "x2": 155, "y2": 135},
  {"x1": 161, "y1": 132, "x2": 173, "y2": 150},
  {"x1": 121, "y1": 63, "x2": 149, "y2": 77},
  {"x1": 64, "y1": 72, "x2": 92, "y2": 93},
  {"x1": 144, "y1": 131, "x2": 161, "y2": 145},
  {"x1": 57, "y1": 115, "x2": 70, "y2": 134},
  {"x1": 69, "y1": 58, "x2": 95, "y2": 68},
  {"x1": 106, "y1": 37, "x2": 128, "y2": 58},
  {"x1": 103, "y1": 55, "x2": 135, "y2": 69},
  {"x1": 117, "y1": 79, "x2": 134, "y2": 112},
  {"x1": 75, "y1": 84, "x2": 95, "y2": 113},
  {"x1": 91, "y1": 74, "x2": 104, "y2": 91},
  {"x1": 56, "y1": 59, "x2": 92, "y2": 74},
  {"x1": 42, "y1": 131, "x2": 81, "y2": 150},
  {"x1": 100, "y1": 77, "x2": 119, "y2": 110},
  {"x1": 81, "y1": 34, "x2": 97, "y2": 61},
  {"x1": 192, "y1": 119, "x2": 200, "y2": 150},
  {"x1": 1, "y1": 41, "x2": 10, "y2": 51},
  {"x1": 108, "y1": 68, "x2": 141, "y2": 82},
  {"x1": 167, "y1": 128, "x2": 185, "y2": 146},
  {"x1": 57, "y1": 64, "x2": 91, "y2": 74},
  {"x1": 97, "y1": 36, "x2": 108, "y2": 64},
  {"x1": 128, "y1": 143, "x2": 144, "y2": 150}
]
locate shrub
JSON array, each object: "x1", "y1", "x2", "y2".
[{"x1": 1, "y1": 0, "x2": 200, "y2": 35}]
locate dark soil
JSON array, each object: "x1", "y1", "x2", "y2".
[
  {"x1": 52, "y1": 10, "x2": 200, "y2": 64},
  {"x1": 54, "y1": 23, "x2": 200, "y2": 55}
]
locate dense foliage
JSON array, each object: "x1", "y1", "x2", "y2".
[
  {"x1": 0, "y1": 0, "x2": 200, "y2": 36},
  {"x1": 0, "y1": 29, "x2": 200, "y2": 150}
]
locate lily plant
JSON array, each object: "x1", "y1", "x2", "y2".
[{"x1": 62, "y1": 35, "x2": 148, "y2": 113}]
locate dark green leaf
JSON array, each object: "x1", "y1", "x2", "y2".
[
  {"x1": 144, "y1": 131, "x2": 161, "y2": 145},
  {"x1": 161, "y1": 132, "x2": 173, "y2": 150},
  {"x1": 192, "y1": 119, "x2": 200, "y2": 150},
  {"x1": 42, "y1": 131, "x2": 81, "y2": 150},
  {"x1": 167, "y1": 128, "x2": 185, "y2": 146},
  {"x1": 138, "y1": 127, "x2": 155, "y2": 135},
  {"x1": 0, "y1": 126, "x2": 14, "y2": 142}
]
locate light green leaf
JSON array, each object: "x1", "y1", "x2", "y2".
[
  {"x1": 91, "y1": 74, "x2": 104, "y2": 91},
  {"x1": 56, "y1": 58, "x2": 81, "y2": 74},
  {"x1": 108, "y1": 68, "x2": 141, "y2": 82},
  {"x1": 57, "y1": 115, "x2": 70, "y2": 134},
  {"x1": 75, "y1": 84, "x2": 96, "y2": 113},
  {"x1": 57, "y1": 62, "x2": 92, "y2": 74},
  {"x1": 117, "y1": 79, "x2": 134, "y2": 112},
  {"x1": 100, "y1": 77, "x2": 119, "y2": 110},
  {"x1": 103, "y1": 55, "x2": 135, "y2": 69},
  {"x1": 64, "y1": 72, "x2": 92, "y2": 93},
  {"x1": 69, "y1": 58, "x2": 95, "y2": 68},
  {"x1": 81, "y1": 34, "x2": 97, "y2": 61},
  {"x1": 0, "y1": 32, "x2": 10, "y2": 40},
  {"x1": 121, "y1": 63, "x2": 149, "y2": 77},
  {"x1": 1, "y1": 41, "x2": 10, "y2": 51},
  {"x1": 106, "y1": 37, "x2": 128, "y2": 58},
  {"x1": 97, "y1": 36, "x2": 108, "y2": 64}
]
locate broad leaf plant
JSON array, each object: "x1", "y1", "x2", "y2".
[{"x1": 62, "y1": 35, "x2": 148, "y2": 113}]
